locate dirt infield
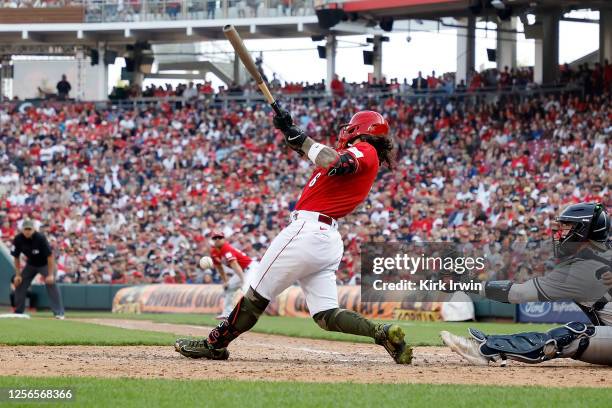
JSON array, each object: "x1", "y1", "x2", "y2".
[{"x1": 0, "y1": 319, "x2": 608, "y2": 388}]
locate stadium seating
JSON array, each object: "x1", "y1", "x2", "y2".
[{"x1": 0, "y1": 72, "x2": 609, "y2": 286}]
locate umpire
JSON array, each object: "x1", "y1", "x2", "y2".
[{"x1": 12, "y1": 219, "x2": 65, "y2": 319}]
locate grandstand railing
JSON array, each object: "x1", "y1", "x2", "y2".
[
  {"x1": 0, "y1": 0, "x2": 315, "y2": 23},
  {"x1": 2, "y1": 84, "x2": 583, "y2": 109},
  {"x1": 104, "y1": 84, "x2": 584, "y2": 110}
]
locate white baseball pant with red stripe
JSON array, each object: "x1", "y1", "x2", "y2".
[{"x1": 251, "y1": 210, "x2": 343, "y2": 316}]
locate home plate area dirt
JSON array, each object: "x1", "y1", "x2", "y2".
[{"x1": 0, "y1": 319, "x2": 608, "y2": 388}]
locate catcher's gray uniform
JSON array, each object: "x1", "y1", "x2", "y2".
[{"x1": 483, "y1": 246, "x2": 612, "y2": 365}]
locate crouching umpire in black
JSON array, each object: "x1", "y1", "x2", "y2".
[{"x1": 11, "y1": 219, "x2": 65, "y2": 319}]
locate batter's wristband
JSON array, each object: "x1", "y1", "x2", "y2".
[{"x1": 307, "y1": 143, "x2": 325, "y2": 164}]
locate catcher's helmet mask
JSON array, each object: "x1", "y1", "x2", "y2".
[{"x1": 552, "y1": 202, "x2": 610, "y2": 258}]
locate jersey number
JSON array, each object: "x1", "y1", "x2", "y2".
[
  {"x1": 347, "y1": 146, "x2": 364, "y2": 158},
  {"x1": 309, "y1": 172, "x2": 322, "y2": 187}
]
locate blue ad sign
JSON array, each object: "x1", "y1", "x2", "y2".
[{"x1": 517, "y1": 302, "x2": 591, "y2": 324}]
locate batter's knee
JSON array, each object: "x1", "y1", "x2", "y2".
[{"x1": 313, "y1": 308, "x2": 342, "y2": 331}]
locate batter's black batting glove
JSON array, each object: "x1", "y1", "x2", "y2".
[
  {"x1": 283, "y1": 126, "x2": 307, "y2": 151},
  {"x1": 272, "y1": 110, "x2": 294, "y2": 132}
]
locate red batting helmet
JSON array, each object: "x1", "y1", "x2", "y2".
[{"x1": 337, "y1": 111, "x2": 390, "y2": 149}]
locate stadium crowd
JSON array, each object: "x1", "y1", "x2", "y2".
[
  {"x1": 0, "y1": 0, "x2": 314, "y2": 23},
  {"x1": 0, "y1": 76, "x2": 610, "y2": 286},
  {"x1": 112, "y1": 60, "x2": 612, "y2": 101}
]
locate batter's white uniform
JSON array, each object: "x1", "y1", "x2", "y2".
[
  {"x1": 249, "y1": 141, "x2": 381, "y2": 315},
  {"x1": 251, "y1": 210, "x2": 343, "y2": 315}
]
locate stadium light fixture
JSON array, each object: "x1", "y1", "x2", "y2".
[
  {"x1": 380, "y1": 18, "x2": 394, "y2": 32},
  {"x1": 317, "y1": 46, "x2": 326, "y2": 59}
]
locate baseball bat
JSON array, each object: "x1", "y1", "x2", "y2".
[{"x1": 223, "y1": 24, "x2": 283, "y2": 116}]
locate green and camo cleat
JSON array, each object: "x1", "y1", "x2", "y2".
[
  {"x1": 174, "y1": 338, "x2": 230, "y2": 360},
  {"x1": 375, "y1": 324, "x2": 413, "y2": 364}
]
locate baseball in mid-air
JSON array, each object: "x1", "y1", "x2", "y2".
[{"x1": 199, "y1": 256, "x2": 213, "y2": 269}]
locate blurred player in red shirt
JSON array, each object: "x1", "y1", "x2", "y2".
[{"x1": 209, "y1": 230, "x2": 258, "y2": 319}]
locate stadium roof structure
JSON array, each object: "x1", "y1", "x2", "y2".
[
  {"x1": 0, "y1": 1, "x2": 608, "y2": 49},
  {"x1": 1, "y1": 0, "x2": 611, "y2": 101},
  {"x1": 0, "y1": 16, "x2": 332, "y2": 48},
  {"x1": 328, "y1": 0, "x2": 612, "y2": 19},
  {"x1": 315, "y1": 0, "x2": 612, "y2": 87}
]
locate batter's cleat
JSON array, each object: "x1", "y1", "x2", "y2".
[
  {"x1": 174, "y1": 338, "x2": 229, "y2": 360},
  {"x1": 440, "y1": 331, "x2": 490, "y2": 366},
  {"x1": 375, "y1": 324, "x2": 413, "y2": 364}
]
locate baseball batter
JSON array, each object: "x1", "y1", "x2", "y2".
[
  {"x1": 441, "y1": 202, "x2": 612, "y2": 366},
  {"x1": 175, "y1": 110, "x2": 412, "y2": 364},
  {"x1": 208, "y1": 230, "x2": 258, "y2": 319}
]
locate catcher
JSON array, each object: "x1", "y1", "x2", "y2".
[
  {"x1": 175, "y1": 110, "x2": 412, "y2": 364},
  {"x1": 441, "y1": 202, "x2": 612, "y2": 366}
]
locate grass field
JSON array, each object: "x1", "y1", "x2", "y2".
[
  {"x1": 1, "y1": 312, "x2": 604, "y2": 407},
  {"x1": 0, "y1": 376, "x2": 607, "y2": 408},
  {"x1": 0, "y1": 318, "x2": 175, "y2": 346},
  {"x1": 29, "y1": 311, "x2": 557, "y2": 346}
]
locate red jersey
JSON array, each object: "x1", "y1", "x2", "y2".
[
  {"x1": 296, "y1": 142, "x2": 379, "y2": 219},
  {"x1": 211, "y1": 243, "x2": 252, "y2": 270}
]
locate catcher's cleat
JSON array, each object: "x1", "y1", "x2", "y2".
[
  {"x1": 440, "y1": 331, "x2": 491, "y2": 366},
  {"x1": 375, "y1": 324, "x2": 413, "y2": 364},
  {"x1": 174, "y1": 338, "x2": 230, "y2": 360}
]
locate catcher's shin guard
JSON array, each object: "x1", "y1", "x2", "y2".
[
  {"x1": 207, "y1": 287, "x2": 269, "y2": 349},
  {"x1": 469, "y1": 321, "x2": 595, "y2": 364}
]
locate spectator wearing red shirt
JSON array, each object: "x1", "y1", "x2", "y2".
[
  {"x1": 427, "y1": 71, "x2": 439, "y2": 90},
  {"x1": 330, "y1": 75, "x2": 345, "y2": 97},
  {"x1": 469, "y1": 70, "x2": 483, "y2": 92}
]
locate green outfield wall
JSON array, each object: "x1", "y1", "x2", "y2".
[
  {"x1": 0, "y1": 242, "x2": 14, "y2": 305},
  {"x1": 0, "y1": 267, "x2": 515, "y2": 319}
]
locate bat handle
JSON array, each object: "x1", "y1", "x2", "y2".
[
  {"x1": 270, "y1": 101, "x2": 283, "y2": 116},
  {"x1": 256, "y1": 82, "x2": 282, "y2": 116}
]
